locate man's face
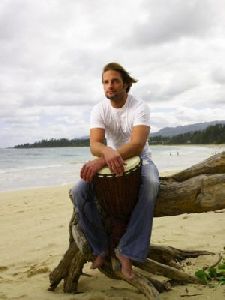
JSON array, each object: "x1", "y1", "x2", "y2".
[{"x1": 102, "y1": 70, "x2": 127, "y2": 101}]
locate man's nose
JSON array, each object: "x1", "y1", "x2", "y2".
[{"x1": 108, "y1": 81, "x2": 113, "y2": 89}]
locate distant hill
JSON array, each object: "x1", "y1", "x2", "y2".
[
  {"x1": 150, "y1": 123, "x2": 225, "y2": 144},
  {"x1": 151, "y1": 120, "x2": 225, "y2": 137}
]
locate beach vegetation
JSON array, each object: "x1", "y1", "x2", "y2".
[{"x1": 195, "y1": 259, "x2": 225, "y2": 285}]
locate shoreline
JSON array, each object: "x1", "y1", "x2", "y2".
[
  {"x1": 1, "y1": 145, "x2": 225, "y2": 192},
  {"x1": 0, "y1": 170, "x2": 178, "y2": 194},
  {"x1": 1, "y1": 184, "x2": 225, "y2": 299}
]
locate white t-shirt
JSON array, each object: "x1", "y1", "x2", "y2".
[{"x1": 90, "y1": 94, "x2": 151, "y2": 159}]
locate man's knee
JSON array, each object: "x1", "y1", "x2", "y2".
[
  {"x1": 71, "y1": 180, "x2": 90, "y2": 207},
  {"x1": 143, "y1": 175, "x2": 160, "y2": 199},
  {"x1": 151, "y1": 178, "x2": 160, "y2": 198}
]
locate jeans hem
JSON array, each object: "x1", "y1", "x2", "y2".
[{"x1": 114, "y1": 248, "x2": 147, "y2": 263}]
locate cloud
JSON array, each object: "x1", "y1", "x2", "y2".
[
  {"x1": 0, "y1": 0, "x2": 225, "y2": 147},
  {"x1": 211, "y1": 67, "x2": 225, "y2": 85},
  {"x1": 134, "y1": 69, "x2": 199, "y2": 103},
  {"x1": 122, "y1": 0, "x2": 221, "y2": 47}
]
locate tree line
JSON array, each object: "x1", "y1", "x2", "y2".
[
  {"x1": 14, "y1": 124, "x2": 225, "y2": 148},
  {"x1": 150, "y1": 123, "x2": 225, "y2": 144},
  {"x1": 14, "y1": 138, "x2": 90, "y2": 148}
]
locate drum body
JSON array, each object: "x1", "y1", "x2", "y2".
[{"x1": 94, "y1": 156, "x2": 142, "y2": 252}]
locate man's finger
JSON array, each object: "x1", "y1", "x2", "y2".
[
  {"x1": 80, "y1": 164, "x2": 86, "y2": 179},
  {"x1": 109, "y1": 162, "x2": 123, "y2": 175},
  {"x1": 85, "y1": 168, "x2": 92, "y2": 182},
  {"x1": 115, "y1": 158, "x2": 124, "y2": 173}
]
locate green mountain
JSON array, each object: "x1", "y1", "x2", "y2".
[
  {"x1": 151, "y1": 120, "x2": 225, "y2": 137},
  {"x1": 150, "y1": 123, "x2": 225, "y2": 144}
]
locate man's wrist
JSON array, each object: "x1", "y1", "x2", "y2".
[
  {"x1": 102, "y1": 146, "x2": 113, "y2": 155},
  {"x1": 96, "y1": 156, "x2": 106, "y2": 168}
]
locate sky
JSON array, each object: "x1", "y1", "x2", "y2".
[{"x1": 1, "y1": 0, "x2": 225, "y2": 147}]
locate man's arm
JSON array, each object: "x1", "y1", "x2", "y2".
[
  {"x1": 90, "y1": 127, "x2": 108, "y2": 157},
  {"x1": 90, "y1": 125, "x2": 150, "y2": 159},
  {"x1": 90, "y1": 128, "x2": 125, "y2": 176},
  {"x1": 80, "y1": 128, "x2": 122, "y2": 182},
  {"x1": 90, "y1": 125, "x2": 149, "y2": 173},
  {"x1": 81, "y1": 125, "x2": 149, "y2": 182},
  {"x1": 117, "y1": 125, "x2": 150, "y2": 159}
]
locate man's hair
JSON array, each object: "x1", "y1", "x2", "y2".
[{"x1": 102, "y1": 62, "x2": 138, "y2": 93}]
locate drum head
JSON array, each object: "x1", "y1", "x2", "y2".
[{"x1": 97, "y1": 156, "x2": 141, "y2": 176}]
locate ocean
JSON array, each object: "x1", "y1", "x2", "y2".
[{"x1": 0, "y1": 145, "x2": 225, "y2": 192}]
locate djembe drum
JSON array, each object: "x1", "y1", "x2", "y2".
[{"x1": 93, "y1": 156, "x2": 142, "y2": 254}]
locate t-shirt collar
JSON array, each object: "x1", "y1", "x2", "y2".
[{"x1": 111, "y1": 94, "x2": 131, "y2": 112}]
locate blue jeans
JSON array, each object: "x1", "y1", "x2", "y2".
[{"x1": 71, "y1": 158, "x2": 159, "y2": 262}]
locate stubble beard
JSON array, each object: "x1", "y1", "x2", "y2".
[{"x1": 105, "y1": 89, "x2": 127, "y2": 103}]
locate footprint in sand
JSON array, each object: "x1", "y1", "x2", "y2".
[
  {"x1": 26, "y1": 264, "x2": 50, "y2": 277},
  {"x1": 182, "y1": 215, "x2": 190, "y2": 219},
  {"x1": 0, "y1": 266, "x2": 8, "y2": 272},
  {"x1": 0, "y1": 292, "x2": 8, "y2": 299}
]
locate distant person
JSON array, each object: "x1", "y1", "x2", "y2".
[{"x1": 71, "y1": 62, "x2": 159, "y2": 279}]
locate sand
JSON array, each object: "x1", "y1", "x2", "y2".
[{"x1": 0, "y1": 184, "x2": 225, "y2": 300}]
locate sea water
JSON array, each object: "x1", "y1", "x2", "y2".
[{"x1": 0, "y1": 145, "x2": 225, "y2": 192}]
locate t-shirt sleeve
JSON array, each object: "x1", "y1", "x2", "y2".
[
  {"x1": 133, "y1": 102, "x2": 150, "y2": 127},
  {"x1": 90, "y1": 104, "x2": 105, "y2": 129}
]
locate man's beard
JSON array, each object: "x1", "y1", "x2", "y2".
[{"x1": 105, "y1": 89, "x2": 126, "y2": 102}]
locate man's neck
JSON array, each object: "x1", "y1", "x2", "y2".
[{"x1": 110, "y1": 94, "x2": 128, "y2": 108}]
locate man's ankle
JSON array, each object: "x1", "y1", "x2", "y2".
[
  {"x1": 90, "y1": 254, "x2": 105, "y2": 269},
  {"x1": 114, "y1": 251, "x2": 134, "y2": 280}
]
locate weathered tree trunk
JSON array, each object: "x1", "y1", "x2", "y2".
[
  {"x1": 48, "y1": 151, "x2": 225, "y2": 299},
  {"x1": 155, "y1": 151, "x2": 225, "y2": 217}
]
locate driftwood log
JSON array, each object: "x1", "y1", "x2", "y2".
[{"x1": 48, "y1": 151, "x2": 225, "y2": 299}]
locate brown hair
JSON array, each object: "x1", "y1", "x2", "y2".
[{"x1": 102, "y1": 62, "x2": 138, "y2": 92}]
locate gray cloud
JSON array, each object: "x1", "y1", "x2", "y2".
[
  {"x1": 134, "y1": 68, "x2": 200, "y2": 103},
  {"x1": 0, "y1": 0, "x2": 225, "y2": 147},
  {"x1": 122, "y1": 0, "x2": 220, "y2": 46},
  {"x1": 211, "y1": 68, "x2": 225, "y2": 85}
]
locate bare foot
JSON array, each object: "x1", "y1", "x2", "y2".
[
  {"x1": 115, "y1": 252, "x2": 134, "y2": 280},
  {"x1": 90, "y1": 255, "x2": 105, "y2": 269}
]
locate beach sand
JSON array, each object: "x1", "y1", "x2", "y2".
[{"x1": 0, "y1": 184, "x2": 225, "y2": 300}]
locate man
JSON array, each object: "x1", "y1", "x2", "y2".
[{"x1": 72, "y1": 62, "x2": 159, "y2": 279}]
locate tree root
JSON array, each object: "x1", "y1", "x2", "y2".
[
  {"x1": 148, "y1": 244, "x2": 214, "y2": 269},
  {"x1": 48, "y1": 241, "x2": 79, "y2": 291},
  {"x1": 49, "y1": 240, "x2": 210, "y2": 299},
  {"x1": 134, "y1": 259, "x2": 200, "y2": 284}
]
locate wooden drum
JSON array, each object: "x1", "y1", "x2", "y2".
[{"x1": 93, "y1": 156, "x2": 142, "y2": 252}]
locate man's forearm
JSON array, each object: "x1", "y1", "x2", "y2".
[
  {"x1": 90, "y1": 141, "x2": 143, "y2": 175},
  {"x1": 90, "y1": 141, "x2": 110, "y2": 157},
  {"x1": 91, "y1": 141, "x2": 144, "y2": 160},
  {"x1": 117, "y1": 142, "x2": 144, "y2": 160}
]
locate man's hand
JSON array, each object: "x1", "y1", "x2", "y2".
[
  {"x1": 103, "y1": 147, "x2": 124, "y2": 175},
  {"x1": 81, "y1": 158, "x2": 105, "y2": 182}
]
